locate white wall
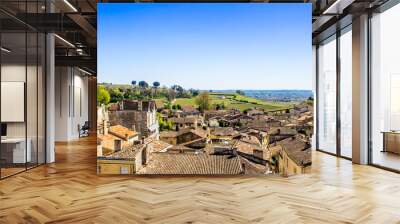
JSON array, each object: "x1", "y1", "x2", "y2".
[
  {"x1": 55, "y1": 67, "x2": 89, "y2": 141},
  {"x1": 1, "y1": 63, "x2": 46, "y2": 164},
  {"x1": 1, "y1": 65, "x2": 41, "y2": 138},
  {"x1": 1, "y1": 65, "x2": 26, "y2": 138}
]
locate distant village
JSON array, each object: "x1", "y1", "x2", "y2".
[{"x1": 97, "y1": 86, "x2": 313, "y2": 176}]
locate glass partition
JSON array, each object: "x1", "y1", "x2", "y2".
[
  {"x1": 371, "y1": 3, "x2": 400, "y2": 171},
  {"x1": 0, "y1": 2, "x2": 46, "y2": 179},
  {"x1": 0, "y1": 30, "x2": 28, "y2": 177},
  {"x1": 317, "y1": 35, "x2": 337, "y2": 154}
]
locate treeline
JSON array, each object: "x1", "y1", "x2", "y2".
[{"x1": 97, "y1": 80, "x2": 200, "y2": 105}]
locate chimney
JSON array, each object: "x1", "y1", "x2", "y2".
[
  {"x1": 103, "y1": 120, "x2": 108, "y2": 135},
  {"x1": 139, "y1": 101, "x2": 143, "y2": 111},
  {"x1": 142, "y1": 145, "x2": 148, "y2": 165},
  {"x1": 114, "y1": 139, "x2": 122, "y2": 152}
]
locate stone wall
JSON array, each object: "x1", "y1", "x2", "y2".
[{"x1": 109, "y1": 110, "x2": 148, "y2": 137}]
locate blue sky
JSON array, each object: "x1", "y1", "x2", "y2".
[{"x1": 98, "y1": 3, "x2": 312, "y2": 90}]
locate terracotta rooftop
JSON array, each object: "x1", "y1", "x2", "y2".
[
  {"x1": 97, "y1": 134, "x2": 118, "y2": 152},
  {"x1": 239, "y1": 134, "x2": 261, "y2": 146},
  {"x1": 104, "y1": 144, "x2": 145, "y2": 160},
  {"x1": 189, "y1": 128, "x2": 208, "y2": 139},
  {"x1": 204, "y1": 110, "x2": 230, "y2": 119},
  {"x1": 235, "y1": 140, "x2": 262, "y2": 156},
  {"x1": 170, "y1": 117, "x2": 198, "y2": 124},
  {"x1": 181, "y1": 105, "x2": 198, "y2": 113},
  {"x1": 109, "y1": 125, "x2": 138, "y2": 141},
  {"x1": 140, "y1": 153, "x2": 243, "y2": 175},
  {"x1": 160, "y1": 131, "x2": 179, "y2": 138},
  {"x1": 98, "y1": 134, "x2": 117, "y2": 142},
  {"x1": 297, "y1": 115, "x2": 313, "y2": 121},
  {"x1": 169, "y1": 145, "x2": 193, "y2": 152},
  {"x1": 269, "y1": 127, "x2": 298, "y2": 136},
  {"x1": 160, "y1": 128, "x2": 208, "y2": 139},
  {"x1": 147, "y1": 140, "x2": 172, "y2": 153},
  {"x1": 239, "y1": 157, "x2": 269, "y2": 175},
  {"x1": 210, "y1": 127, "x2": 239, "y2": 137}
]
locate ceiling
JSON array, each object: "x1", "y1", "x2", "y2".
[{"x1": 0, "y1": 0, "x2": 97, "y2": 75}]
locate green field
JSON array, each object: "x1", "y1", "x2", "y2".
[
  {"x1": 100, "y1": 83, "x2": 292, "y2": 112},
  {"x1": 170, "y1": 92, "x2": 291, "y2": 112}
]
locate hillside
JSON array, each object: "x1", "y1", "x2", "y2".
[{"x1": 172, "y1": 92, "x2": 291, "y2": 111}]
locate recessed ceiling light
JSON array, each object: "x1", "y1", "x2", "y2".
[
  {"x1": 63, "y1": 0, "x2": 78, "y2": 12},
  {"x1": 1, "y1": 47, "x2": 11, "y2": 53},
  {"x1": 322, "y1": 0, "x2": 354, "y2": 15},
  {"x1": 54, "y1": 34, "x2": 75, "y2": 48},
  {"x1": 78, "y1": 67, "x2": 92, "y2": 76}
]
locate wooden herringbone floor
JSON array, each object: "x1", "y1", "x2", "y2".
[{"x1": 1, "y1": 136, "x2": 400, "y2": 224}]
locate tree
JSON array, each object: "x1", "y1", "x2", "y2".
[
  {"x1": 167, "y1": 89, "x2": 176, "y2": 101},
  {"x1": 164, "y1": 101, "x2": 172, "y2": 110},
  {"x1": 97, "y1": 85, "x2": 110, "y2": 105},
  {"x1": 123, "y1": 89, "x2": 136, "y2": 100},
  {"x1": 152, "y1": 81, "x2": 160, "y2": 98},
  {"x1": 153, "y1": 81, "x2": 160, "y2": 88},
  {"x1": 195, "y1": 92, "x2": 211, "y2": 112},
  {"x1": 189, "y1": 89, "x2": 200, "y2": 97},
  {"x1": 172, "y1": 104, "x2": 182, "y2": 110},
  {"x1": 236, "y1": 90, "x2": 245, "y2": 95},
  {"x1": 157, "y1": 113, "x2": 173, "y2": 131},
  {"x1": 215, "y1": 102, "x2": 225, "y2": 110},
  {"x1": 131, "y1": 80, "x2": 137, "y2": 86},
  {"x1": 171, "y1": 84, "x2": 184, "y2": 97},
  {"x1": 138, "y1": 81, "x2": 149, "y2": 88},
  {"x1": 109, "y1": 87, "x2": 124, "y2": 103}
]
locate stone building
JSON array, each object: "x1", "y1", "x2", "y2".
[
  {"x1": 160, "y1": 127, "x2": 208, "y2": 145},
  {"x1": 169, "y1": 117, "x2": 201, "y2": 130},
  {"x1": 276, "y1": 136, "x2": 312, "y2": 176},
  {"x1": 97, "y1": 139, "x2": 172, "y2": 175},
  {"x1": 108, "y1": 100, "x2": 159, "y2": 138}
]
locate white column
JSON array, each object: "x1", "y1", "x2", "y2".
[
  {"x1": 46, "y1": 33, "x2": 55, "y2": 163},
  {"x1": 352, "y1": 14, "x2": 369, "y2": 164},
  {"x1": 312, "y1": 45, "x2": 317, "y2": 150}
]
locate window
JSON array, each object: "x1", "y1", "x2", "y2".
[
  {"x1": 339, "y1": 27, "x2": 352, "y2": 158},
  {"x1": 317, "y1": 35, "x2": 337, "y2": 154},
  {"x1": 370, "y1": 3, "x2": 400, "y2": 171}
]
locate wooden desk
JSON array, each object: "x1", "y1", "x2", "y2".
[
  {"x1": 382, "y1": 131, "x2": 400, "y2": 154},
  {"x1": 1, "y1": 138, "x2": 31, "y2": 163}
]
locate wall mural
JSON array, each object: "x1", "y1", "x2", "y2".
[{"x1": 97, "y1": 3, "x2": 313, "y2": 176}]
